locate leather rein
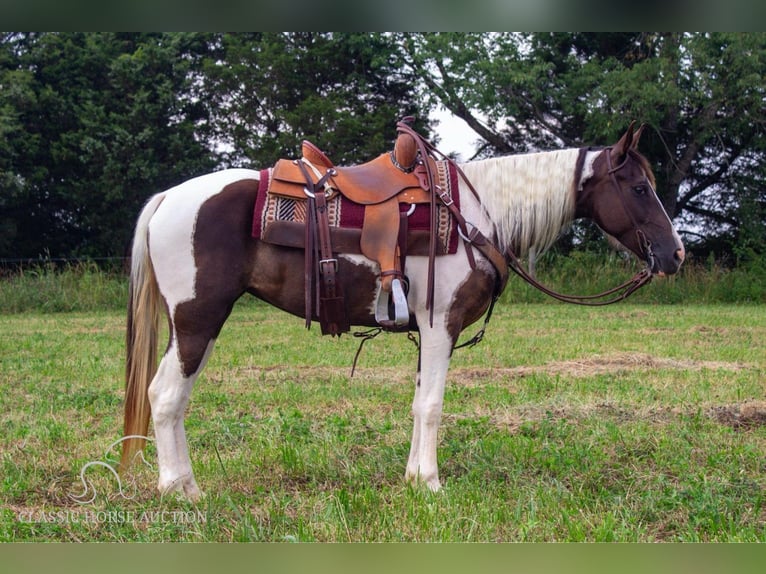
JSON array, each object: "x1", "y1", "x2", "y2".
[
  {"x1": 397, "y1": 121, "x2": 655, "y2": 309},
  {"x1": 351, "y1": 123, "x2": 657, "y2": 371}
]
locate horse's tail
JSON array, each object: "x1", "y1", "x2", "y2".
[{"x1": 120, "y1": 193, "x2": 166, "y2": 472}]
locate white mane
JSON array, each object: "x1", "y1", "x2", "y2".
[{"x1": 459, "y1": 148, "x2": 594, "y2": 257}]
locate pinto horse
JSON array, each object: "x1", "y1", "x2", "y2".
[{"x1": 120, "y1": 123, "x2": 684, "y2": 499}]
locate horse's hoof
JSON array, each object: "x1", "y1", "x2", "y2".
[
  {"x1": 184, "y1": 483, "x2": 205, "y2": 502},
  {"x1": 404, "y1": 469, "x2": 441, "y2": 492},
  {"x1": 158, "y1": 475, "x2": 203, "y2": 502},
  {"x1": 426, "y1": 478, "x2": 442, "y2": 492}
]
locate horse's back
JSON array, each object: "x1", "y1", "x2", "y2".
[
  {"x1": 164, "y1": 168, "x2": 261, "y2": 195},
  {"x1": 151, "y1": 168, "x2": 261, "y2": 246}
]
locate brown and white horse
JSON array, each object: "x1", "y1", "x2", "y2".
[{"x1": 120, "y1": 124, "x2": 684, "y2": 499}]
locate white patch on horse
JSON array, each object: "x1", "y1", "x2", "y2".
[
  {"x1": 148, "y1": 169, "x2": 260, "y2": 315},
  {"x1": 578, "y1": 150, "x2": 599, "y2": 190},
  {"x1": 339, "y1": 253, "x2": 378, "y2": 272}
]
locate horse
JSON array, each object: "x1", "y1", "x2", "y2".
[{"x1": 120, "y1": 123, "x2": 684, "y2": 500}]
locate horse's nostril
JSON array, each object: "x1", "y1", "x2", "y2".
[{"x1": 674, "y1": 247, "x2": 685, "y2": 263}]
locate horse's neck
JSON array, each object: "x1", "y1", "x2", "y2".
[{"x1": 460, "y1": 148, "x2": 589, "y2": 257}]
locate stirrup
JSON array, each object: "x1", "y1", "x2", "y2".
[{"x1": 375, "y1": 278, "x2": 409, "y2": 328}]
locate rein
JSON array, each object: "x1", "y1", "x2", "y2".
[
  {"x1": 351, "y1": 123, "x2": 656, "y2": 372},
  {"x1": 506, "y1": 249, "x2": 653, "y2": 306},
  {"x1": 502, "y1": 146, "x2": 655, "y2": 306},
  {"x1": 398, "y1": 122, "x2": 655, "y2": 308}
]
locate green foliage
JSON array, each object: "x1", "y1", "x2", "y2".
[
  {"x1": 403, "y1": 33, "x2": 766, "y2": 262},
  {"x1": 199, "y1": 33, "x2": 426, "y2": 168},
  {"x1": 2, "y1": 32, "x2": 765, "y2": 270},
  {"x1": 0, "y1": 33, "x2": 216, "y2": 259},
  {"x1": 1, "y1": 33, "x2": 427, "y2": 261}
]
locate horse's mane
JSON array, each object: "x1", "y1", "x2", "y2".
[{"x1": 459, "y1": 148, "x2": 588, "y2": 257}]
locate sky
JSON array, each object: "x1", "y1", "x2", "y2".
[{"x1": 430, "y1": 108, "x2": 479, "y2": 162}]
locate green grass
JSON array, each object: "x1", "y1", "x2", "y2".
[
  {"x1": 1, "y1": 299, "x2": 765, "y2": 542},
  {"x1": 1, "y1": 251, "x2": 764, "y2": 315},
  {"x1": 0, "y1": 262, "x2": 128, "y2": 314}
]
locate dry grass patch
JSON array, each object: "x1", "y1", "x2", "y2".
[
  {"x1": 461, "y1": 400, "x2": 766, "y2": 436},
  {"x1": 709, "y1": 401, "x2": 766, "y2": 430},
  {"x1": 452, "y1": 352, "x2": 749, "y2": 383}
]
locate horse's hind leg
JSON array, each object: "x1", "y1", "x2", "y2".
[
  {"x1": 150, "y1": 299, "x2": 232, "y2": 500},
  {"x1": 148, "y1": 341, "x2": 210, "y2": 500}
]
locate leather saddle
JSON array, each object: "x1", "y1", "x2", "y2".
[{"x1": 263, "y1": 127, "x2": 442, "y2": 334}]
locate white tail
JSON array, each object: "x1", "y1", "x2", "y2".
[{"x1": 120, "y1": 193, "x2": 165, "y2": 472}]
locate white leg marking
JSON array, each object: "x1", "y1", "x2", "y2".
[
  {"x1": 149, "y1": 338, "x2": 215, "y2": 500},
  {"x1": 403, "y1": 249, "x2": 473, "y2": 491},
  {"x1": 405, "y1": 319, "x2": 453, "y2": 491}
]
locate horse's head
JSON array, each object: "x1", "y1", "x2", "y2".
[{"x1": 576, "y1": 122, "x2": 685, "y2": 276}]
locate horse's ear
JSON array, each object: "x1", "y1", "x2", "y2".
[
  {"x1": 612, "y1": 121, "x2": 636, "y2": 160},
  {"x1": 631, "y1": 123, "x2": 646, "y2": 149}
]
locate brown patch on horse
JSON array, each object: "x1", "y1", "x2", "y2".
[
  {"x1": 175, "y1": 179, "x2": 260, "y2": 376},
  {"x1": 248, "y1": 244, "x2": 386, "y2": 329},
  {"x1": 446, "y1": 265, "x2": 496, "y2": 347}
]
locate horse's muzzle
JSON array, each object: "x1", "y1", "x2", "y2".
[{"x1": 652, "y1": 246, "x2": 685, "y2": 277}]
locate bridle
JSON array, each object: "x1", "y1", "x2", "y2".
[{"x1": 605, "y1": 146, "x2": 657, "y2": 273}]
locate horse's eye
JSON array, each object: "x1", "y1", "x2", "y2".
[{"x1": 632, "y1": 185, "x2": 647, "y2": 196}]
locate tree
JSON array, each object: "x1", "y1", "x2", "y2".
[
  {"x1": 198, "y1": 33, "x2": 428, "y2": 168},
  {"x1": 1, "y1": 33, "x2": 431, "y2": 260},
  {"x1": 7, "y1": 33, "x2": 760, "y2": 263},
  {"x1": 0, "y1": 32, "x2": 215, "y2": 259},
  {"x1": 401, "y1": 32, "x2": 766, "y2": 259}
]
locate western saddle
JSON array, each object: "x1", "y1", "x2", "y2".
[{"x1": 262, "y1": 118, "x2": 508, "y2": 336}]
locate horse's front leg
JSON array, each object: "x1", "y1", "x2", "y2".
[{"x1": 405, "y1": 319, "x2": 453, "y2": 492}]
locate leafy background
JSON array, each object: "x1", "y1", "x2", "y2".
[{"x1": 2, "y1": 33, "x2": 765, "y2": 267}]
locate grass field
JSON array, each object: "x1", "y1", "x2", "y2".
[{"x1": 1, "y1": 298, "x2": 765, "y2": 542}]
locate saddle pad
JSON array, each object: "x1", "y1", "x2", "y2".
[{"x1": 252, "y1": 160, "x2": 460, "y2": 255}]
